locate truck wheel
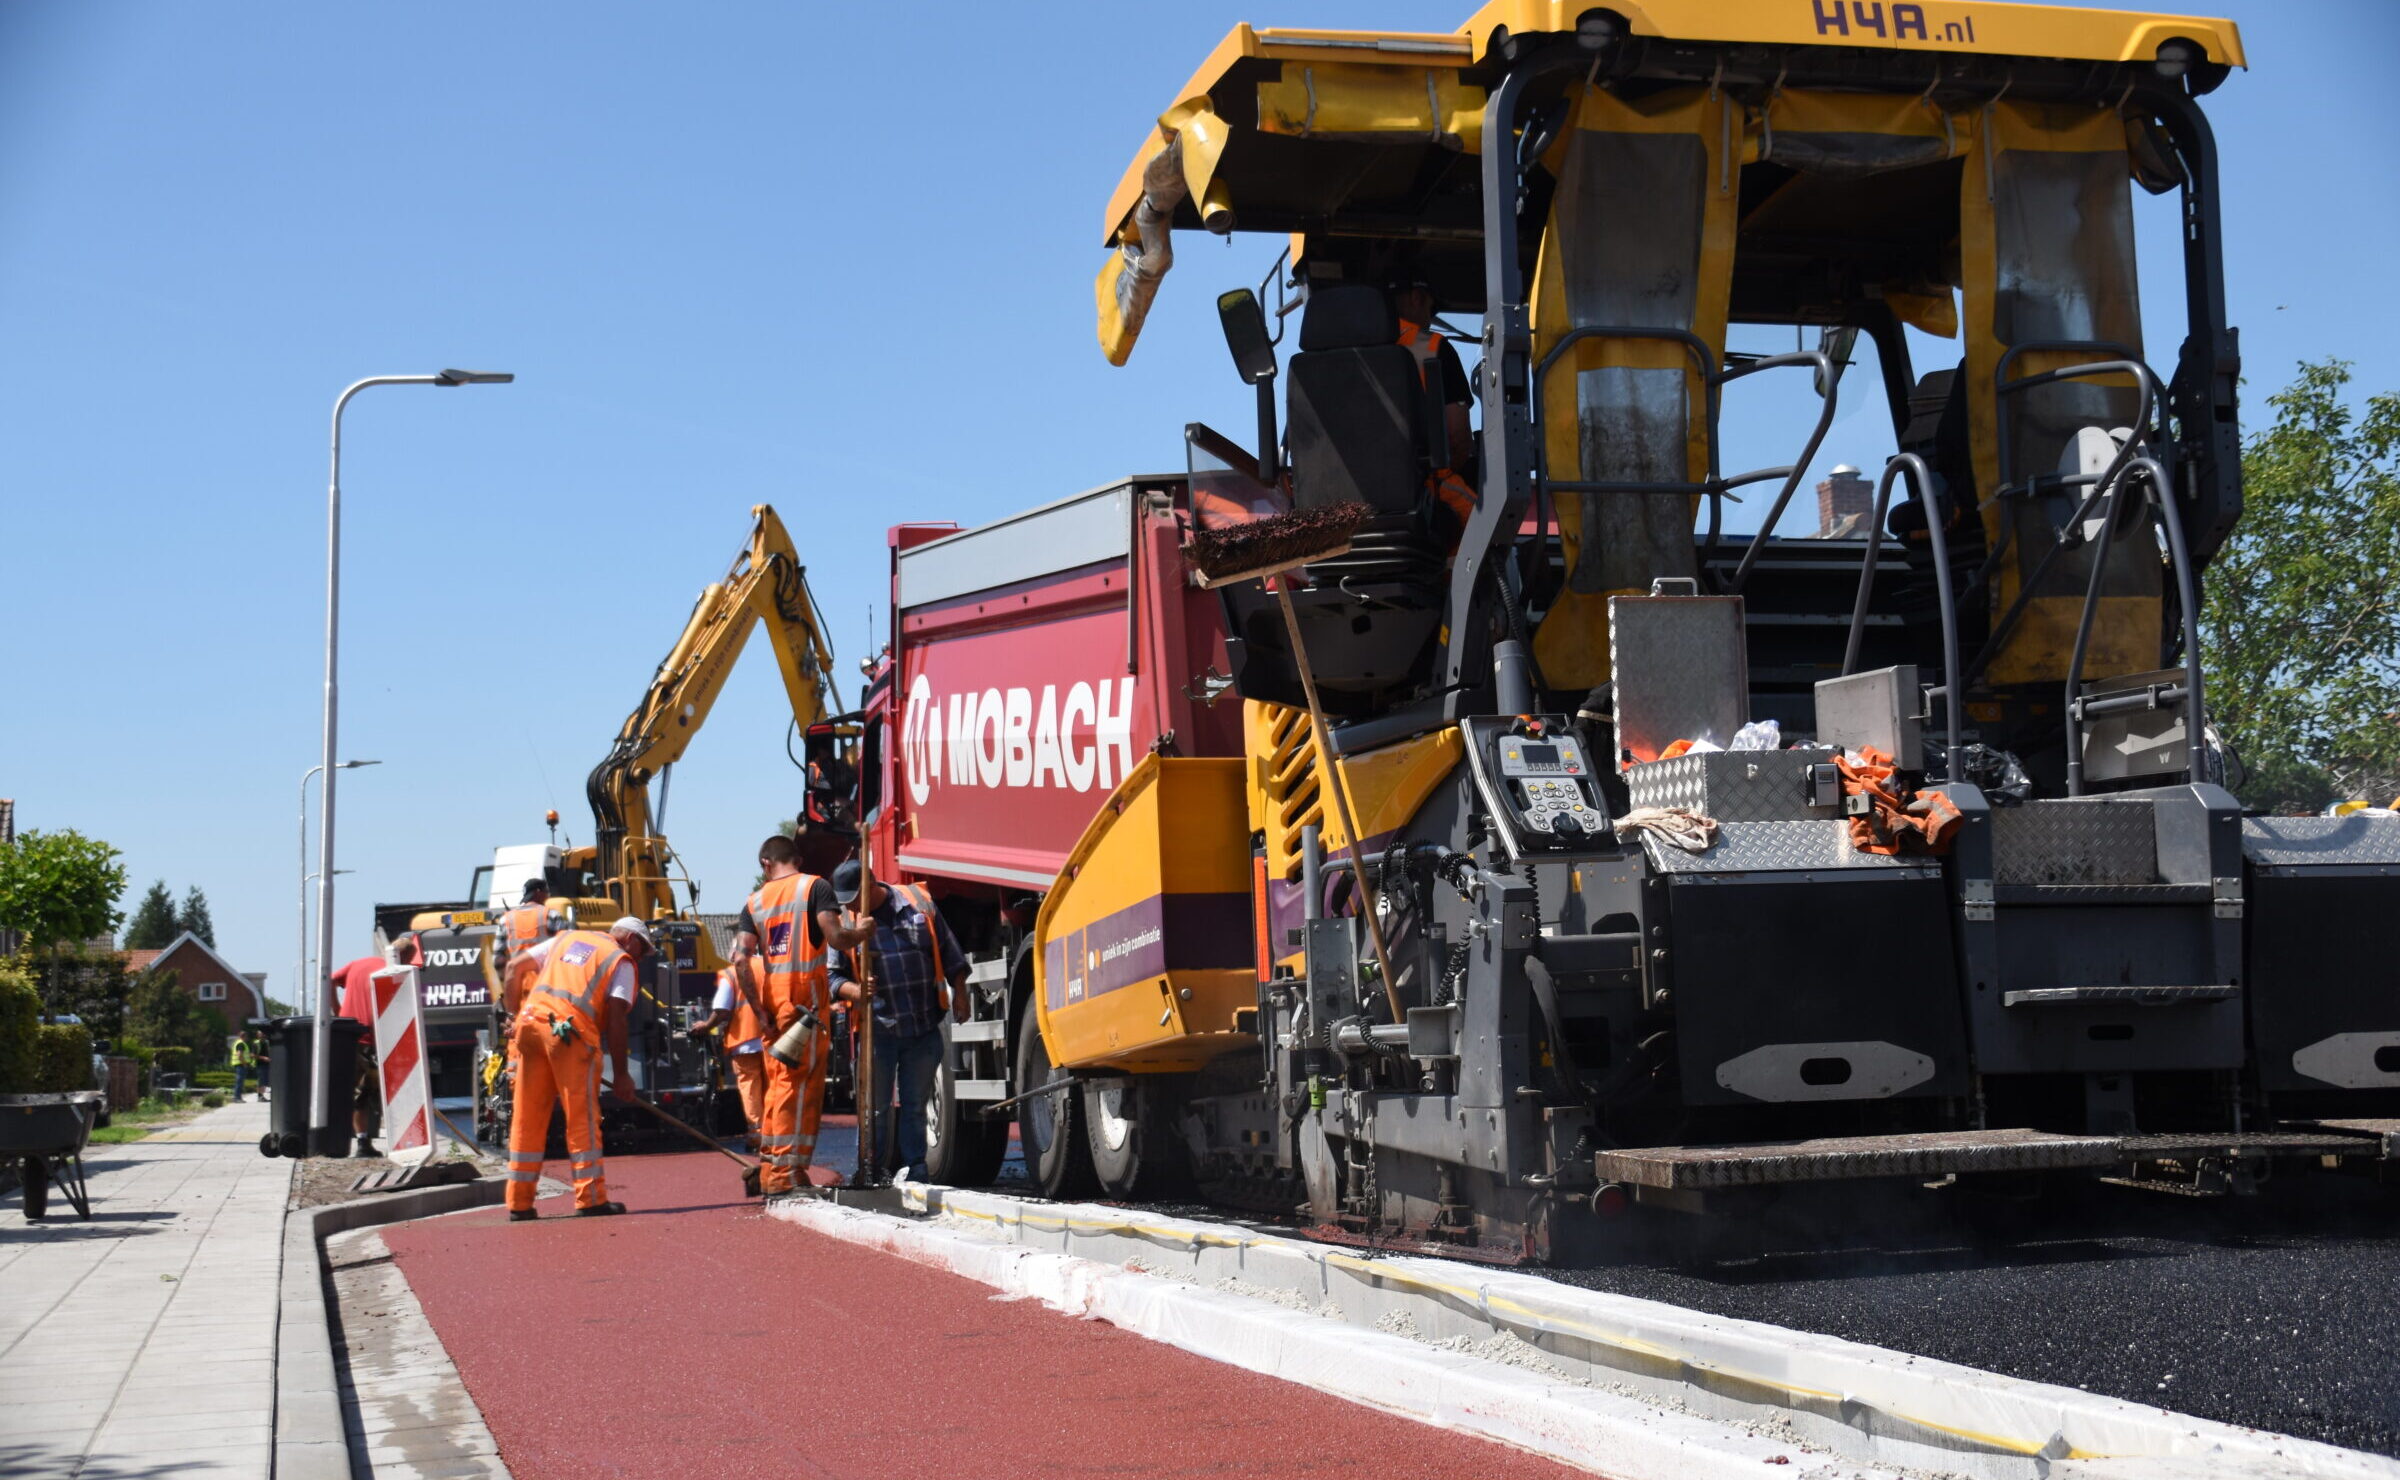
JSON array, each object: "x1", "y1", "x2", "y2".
[
  {"x1": 1083, "y1": 1076, "x2": 1193, "y2": 1199},
  {"x1": 924, "y1": 1026, "x2": 1007, "y2": 1188},
  {"x1": 1015, "y1": 1008, "x2": 1096, "y2": 1200}
]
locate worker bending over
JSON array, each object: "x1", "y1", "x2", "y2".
[
  {"x1": 688, "y1": 958, "x2": 770, "y2": 1150},
  {"x1": 505, "y1": 916, "x2": 651, "y2": 1220},
  {"x1": 827, "y1": 859, "x2": 967, "y2": 1183},
  {"x1": 732, "y1": 834, "x2": 855, "y2": 1193}
]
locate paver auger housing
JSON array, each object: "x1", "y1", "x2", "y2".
[{"x1": 883, "y1": 1, "x2": 2399, "y2": 1261}]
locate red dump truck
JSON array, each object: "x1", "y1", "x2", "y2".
[{"x1": 856, "y1": 476, "x2": 1245, "y2": 1185}]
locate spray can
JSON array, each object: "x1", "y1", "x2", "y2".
[{"x1": 769, "y1": 1007, "x2": 821, "y2": 1067}]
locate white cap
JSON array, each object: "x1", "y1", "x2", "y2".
[{"x1": 610, "y1": 916, "x2": 653, "y2": 944}]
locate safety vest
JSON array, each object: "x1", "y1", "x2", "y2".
[
  {"x1": 527, "y1": 929, "x2": 627, "y2": 1042},
  {"x1": 744, "y1": 872, "x2": 830, "y2": 1027},
  {"x1": 722, "y1": 959, "x2": 770, "y2": 1048},
  {"x1": 500, "y1": 904, "x2": 552, "y2": 961},
  {"x1": 1397, "y1": 320, "x2": 1477, "y2": 529},
  {"x1": 847, "y1": 881, "x2": 948, "y2": 1006},
  {"x1": 232, "y1": 1038, "x2": 256, "y2": 1068}
]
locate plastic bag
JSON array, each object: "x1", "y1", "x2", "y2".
[{"x1": 1729, "y1": 719, "x2": 1781, "y2": 751}]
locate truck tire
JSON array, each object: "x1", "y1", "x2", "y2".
[
  {"x1": 1015, "y1": 1008, "x2": 1096, "y2": 1200},
  {"x1": 1083, "y1": 1076, "x2": 1193, "y2": 1199},
  {"x1": 924, "y1": 1024, "x2": 1007, "y2": 1188}
]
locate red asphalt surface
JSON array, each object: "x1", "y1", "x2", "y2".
[{"x1": 382, "y1": 1148, "x2": 1592, "y2": 1480}]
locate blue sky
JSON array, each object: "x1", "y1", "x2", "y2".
[{"x1": 3, "y1": 2, "x2": 2391, "y2": 1002}]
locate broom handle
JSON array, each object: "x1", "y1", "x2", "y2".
[
  {"x1": 628, "y1": 1091, "x2": 757, "y2": 1170},
  {"x1": 854, "y1": 846, "x2": 881, "y2": 1185},
  {"x1": 1274, "y1": 584, "x2": 1405, "y2": 1025}
]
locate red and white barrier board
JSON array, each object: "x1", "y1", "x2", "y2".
[{"x1": 369, "y1": 964, "x2": 436, "y2": 1168}]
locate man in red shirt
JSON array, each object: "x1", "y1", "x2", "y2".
[{"x1": 330, "y1": 937, "x2": 418, "y2": 1157}]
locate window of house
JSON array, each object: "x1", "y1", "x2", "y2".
[{"x1": 198, "y1": 981, "x2": 227, "y2": 1002}]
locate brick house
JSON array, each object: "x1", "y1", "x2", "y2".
[{"x1": 140, "y1": 932, "x2": 270, "y2": 1025}]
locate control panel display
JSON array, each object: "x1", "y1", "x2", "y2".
[{"x1": 1487, "y1": 724, "x2": 1605, "y2": 849}]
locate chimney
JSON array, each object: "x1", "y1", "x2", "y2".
[{"x1": 1815, "y1": 465, "x2": 1873, "y2": 537}]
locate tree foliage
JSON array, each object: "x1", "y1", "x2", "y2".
[
  {"x1": 2202, "y1": 360, "x2": 2400, "y2": 808},
  {"x1": 175, "y1": 886, "x2": 216, "y2": 947},
  {"x1": 125, "y1": 966, "x2": 198, "y2": 1058},
  {"x1": 0, "y1": 828, "x2": 127, "y2": 959},
  {"x1": 124, "y1": 880, "x2": 179, "y2": 949}
]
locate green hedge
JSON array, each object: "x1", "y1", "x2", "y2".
[
  {"x1": 150, "y1": 1045, "x2": 193, "y2": 1082},
  {"x1": 192, "y1": 1070, "x2": 235, "y2": 1089},
  {"x1": 33, "y1": 1021, "x2": 93, "y2": 1093},
  {"x1": 0, "y1": 961, "x2": 37, "y2": 1093}
]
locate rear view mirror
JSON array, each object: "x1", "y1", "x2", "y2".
[
  {"x1": 1816, "y1": 324, "x2": 1859, "y2": 397},
  {"x1": 1218, "y1": 288, "x2": 1278, "y2": 385}
]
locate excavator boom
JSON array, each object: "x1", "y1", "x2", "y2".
[{"x1": 585, "y1": 503, "x2": 846, "y2": 929}]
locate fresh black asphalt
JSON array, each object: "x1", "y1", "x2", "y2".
[{"x1": 1548, "y1": 1176, "x2": 2400, "y2": 1457}]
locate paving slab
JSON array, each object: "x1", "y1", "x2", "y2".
[{"x1": 0, "y1": 1099, "x2": 292, "y2": 1478}]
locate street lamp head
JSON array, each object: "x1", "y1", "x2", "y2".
[
  {"x1": 434, "y1": 369, "x2": 515, "y2": 386},
  {"x1": 337, "y1": 759, "x2": 382, "y2": 770}
]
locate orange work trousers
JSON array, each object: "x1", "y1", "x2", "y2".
[
  {"x1": 758, "y1": 1028, "x2": 829, "y2": 1194},
  {"x1": 730, "y1": 1051, "x2": 766, "y2": 1145},
  {"x1": 506, "y1": 1013, "x2": 611, "y2": 1212}
]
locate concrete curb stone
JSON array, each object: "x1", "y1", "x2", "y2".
[{"x1": 276, "y1": 1176, "x2": 505, "y2": 1478}]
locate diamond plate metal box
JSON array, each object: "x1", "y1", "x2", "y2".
[
  {"x1": 1624, "y1": 747, "x2": 1841, "y2": 824},
  {"x1": 2242, "y1": 813, "x2": 2400, "y2": 869},
  {"x1": 1641, "y1": 820, "x2": 1929, "y2": 874},
  {"x1": 1609, "y1": 592, "x2": 1747, "y2": 763},
  {"x1": 1989, "y1": 799, "x2": 2157, "y2": 885}
]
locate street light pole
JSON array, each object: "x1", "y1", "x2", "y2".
[
  {"x1": 298, "y1": 760, "x2": 379, "y2": 1019},
  {"x1": 311, "y1": 370, "x2": 511, "y2": 1154}
]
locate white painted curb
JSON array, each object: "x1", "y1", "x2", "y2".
[
  {"x1": 770, "y1": 1188, "x2": 2398, "y2": 1480},
  {"x1": 770, "y1": 1196, "x2": 1916, "y2": 1480}
]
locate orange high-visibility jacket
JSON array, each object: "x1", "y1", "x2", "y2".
[
  {"x1": 723, "y1": 959, "x2": 772, "y2": 1044},
  {"x1": 500, "y1": 903, "x2": 553, "y2": 961},
  {"x1": 744, "y1": 873, "x2": 829, "y2": 1028},
  {"x1": 526, "y1": 929, "x2": 627, "y2": 1042}
]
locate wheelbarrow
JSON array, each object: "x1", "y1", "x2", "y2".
[{"x1": 1, "y1": 1091, "x2": 104, "y2": 1220}]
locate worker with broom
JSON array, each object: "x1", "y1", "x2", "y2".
[
  {"x1": 731, "y1": 834, "x2": 858, "y2": 1194},
  {"x1": 503, "y1": 916, "x2": 652, "y2": 1221}
]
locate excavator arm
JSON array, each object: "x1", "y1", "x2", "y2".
[{"x1": 584, "y1": 504, "x2": 845, "y2": 928}]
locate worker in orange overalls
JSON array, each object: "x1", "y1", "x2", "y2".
[
  {"x1": 688, "y1": 960, "x2": 770, "y2": 1150},
  {"x1": 1394, "y1": 278, "x2": 1478, "y2": 537},
  {"x1": 733, "y1": 833, "x2": 858, "y2": 1194},
  {"x1": 505, "y1": 916, "x2": 652, "y2": 1221}
]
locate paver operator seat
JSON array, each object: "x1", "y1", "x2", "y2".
[{"x1": 1223, "y1": 281, "x2": 1452, "y2": 717}]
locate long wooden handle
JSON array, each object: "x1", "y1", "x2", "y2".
[
  {"x1": 627, "y1": 1092, "x2": 756, "y2": 1170},
  {"x1": 854, "y1": 845, "x2": 881, "y2": 1184}
]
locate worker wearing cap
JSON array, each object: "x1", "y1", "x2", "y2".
[
  {"x1": 826, "y1": 859, "x2": 967, "y2": 1183},
  {"x1": 1393, "y1": 278, "x2": 1478, "y2": 536},
  {"x1": 731, "y1": 834, "x2": 856, "y2": 1193},
  {"x1": 505, "y1": 916, "x2": 651, "y2": 1220},
  {"x1": 688, "y1": 956, "x2": 770, "y2": 1151},
  {"x1": 494, "y1": 881, "x2": 555, "y2": 1094}
]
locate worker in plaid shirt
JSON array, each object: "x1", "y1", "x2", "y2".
[{"x1": 826, "y1": 858, "x2": 967, "y2": 1181}]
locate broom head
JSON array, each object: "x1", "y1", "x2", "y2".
[{"x1": 1183, "y1": 501, "x2": 1369, "y2": 589}]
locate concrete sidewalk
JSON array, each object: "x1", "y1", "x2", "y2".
[{"x1": 0, "y1": 1098, "x2": 294, "y2": 1478}]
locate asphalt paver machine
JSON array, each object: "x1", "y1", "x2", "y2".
[{"x1": 872, "y1": 0, "x2": 2400, "y2": 1261}]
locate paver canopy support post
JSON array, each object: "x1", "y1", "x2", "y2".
[{"x1": 310, "y1": 370, "x2": 512, "y2": 1153}]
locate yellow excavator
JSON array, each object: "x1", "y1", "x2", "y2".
[{"x1": 571, "y1": 501, "x2": 855, "y2": 973}]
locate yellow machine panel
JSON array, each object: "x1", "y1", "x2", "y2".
[{"x1": 1034, "y1": 757, "x2": 1257, "y2": 1073}]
